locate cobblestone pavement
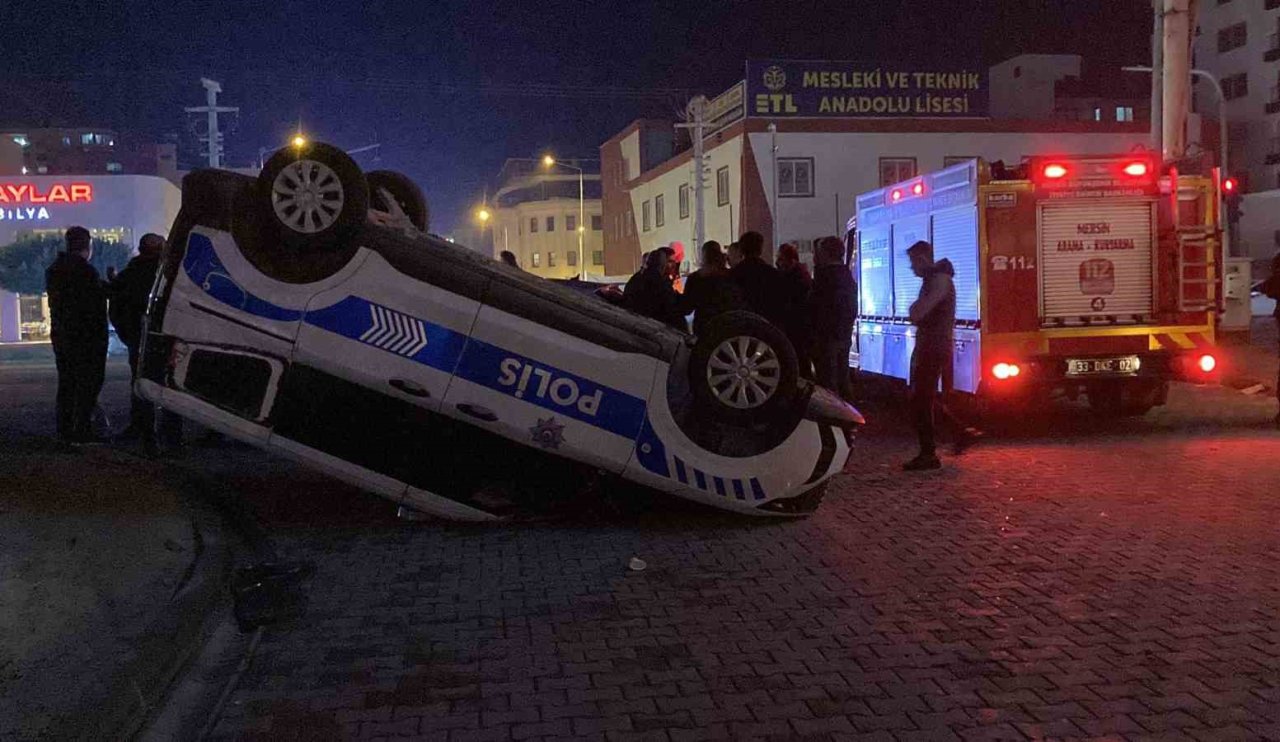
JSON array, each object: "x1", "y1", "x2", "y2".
[{"x1": 205, "y1": 383, "x2": 1280, "y2": 741}]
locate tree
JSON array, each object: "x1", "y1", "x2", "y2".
[{"x1": 0, "y1": 235, "x2": 133, "y2": 294}]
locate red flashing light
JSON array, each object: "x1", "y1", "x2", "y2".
[
  {"x1": 1222, "y1": 177, "x2": 1237, "y2": 194},
  {"x1": 992, "y1": 362, "x2": 1021, "y2": 380},
  {"x1": 1042, "y1": 163, "x2": 1068, "y2": 179},
  {"x1": 911, "y1": 182, "x2": 925, "y2": 196},
  {"x1": 1198, "y1": 354, "x2": 1217, "y2": 373},
  {"x1": 1122, "y1": 161, "x2": 1149, "y2": 177},
  {"x1": 890, "y1": 188, "x2": 903, "y2": 202}
]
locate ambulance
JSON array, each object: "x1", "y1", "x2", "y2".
[{"x1": 852, "y1": 154, "x2": 1222, "y2": 414}]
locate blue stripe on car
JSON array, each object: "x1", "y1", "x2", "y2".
[
  {"x1": 303, "y1": 296, "x2": 467, "y2": 374},
  {"x1": 184, "y1": 233, "x2": 303, "y2": 322}
]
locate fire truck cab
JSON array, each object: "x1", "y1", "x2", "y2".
[{"x1": 852, "y1": 154, "x2": 1222, "y2": 414}]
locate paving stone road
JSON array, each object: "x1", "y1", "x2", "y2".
[{"x1": 191, "y1": 381, "x2": 1280, "y2": 742}]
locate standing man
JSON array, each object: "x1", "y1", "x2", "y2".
[
  {"x1": 776, "y1": 243, "x2": 813, "y2": 377},
  {"x1": 46, "y1": 226, "x2": 108, "y2": 445},
  {"x1": 622, "y1": 246, "x2": 687, "y2": 331},
  {"x1": 808, "y1": 236, "x2": 857, "y2": 401},
  {"x1": 681, "y1": 240, "x2": 744, "y2": 336},
  {"x1": 729, "y1": 231, "x2": 787, "y2": 327},
  {"x1": 903, "y1": 240, "x2": 978, "y2": 470},
  {"x1": 109, "y1": 233, "x2": 181, "y2": 450}
]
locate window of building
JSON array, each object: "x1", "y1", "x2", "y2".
[
  {"x1": 642, "y1": 200, "x2": 652, "y2": 231},
  {"x1": 530, "y1": 217, "x2": 539, "y2": 233},
  {"x1": 546, "y1": 216, "x2": 555, "y2": 232},
  {"x1": 655, "y1": 194, "x2": 665, "y2": 227},
  {"x1": 548, "y1": 251, "x2": 557, "y2": 267},
  {"x1": 1093, "y1": 107, "x2": 1103, "y2": 121},
  {"x1": 1223, "y1": 72, "x2": 1249, "y2": 100},
  {"x1": 532, "y1": 252, "x2": 541, "y2": 267},
  {"x1": 777, "y1": 158, "x2": 815, "y2": 197},
  {"x1": 1013, "y1": 66, "x2": 1022, "y2": 78},
  {"x1": 591, "y1": 214, "x2": 602, "y2": 231},
  {"x1": 592, "y1": 250, "x2": 604, "y2": 265},
  {"x1": 943, "y1": 156, "x2": 975, "y2": 167},
  {"x1": 1116, "y1": 106, "x2": 1135, "y2": 122},
  {"x1": 566, "y1": 214, "x2": 576, "y2": 232},
  {"x1": 1218, "y1": 22, "x2": 1247, "y2": 53},
  {"x1": 678, "y1": 183, "x2": 690, "y2": 219},
  {"x1": 106, "y1": 162, "x2": 123, "y2": 173},
  {"x1": 567, "y1": 251, "x2": 577, "y2": 266},
  {"x1": 878, "y1": 158, "x2": 917, "y2": 186},
  {"x1": 716, "y1": 166, "x2": 730, "y2": 206},
  {"x1": 11, "y1": 135, "x2": 28, "y2": 148},
  {"x1": 61, "y1": 136, "x2": 71, "y2": 146}
]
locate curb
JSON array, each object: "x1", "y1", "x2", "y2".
[{"x1": 93, "y1": 473, "x2": 232, "y2": 742}]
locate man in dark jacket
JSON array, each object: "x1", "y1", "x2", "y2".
[
  {"x1": 903, "y1": 240, "x2": 978, "y2": 470},
  {"x1": 681, "y1": 241, "x2": 744, "y2": 336},
  {"x1": 109, "y1": 233, "x2": 181, "y2": 448},
  {"x1": 808, "y1": 236, "x2": 856, "y2": 400},
  {"x1": 776, "y1": 243, "x2": 813, "y2": 377},
  {"x1": 729, "y1": 231, "x2": 787, "y2": 326},
  {"x1": 46, "y1": 226, "x2": 108, "y2": 444},
  {"x1": 622, "y1": 246, "x2": 687, "y2": 331}
]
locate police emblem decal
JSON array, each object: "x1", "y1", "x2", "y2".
[
  {"x1": 762, "y1": 65, "x2": 786, "y2": 92},
  {"x1": 529, "y1": 417, "x2": 566, "y2": 449}
]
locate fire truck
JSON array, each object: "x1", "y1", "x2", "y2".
[{"x1": 851, "y1": 154, "x2": 1223, "y2": 414}]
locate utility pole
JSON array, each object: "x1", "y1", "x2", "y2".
[
  {"x1": 184, "y1": 78, "x2": 238, "y2": 168},
  {"x1": 676, "y1": 96, "x2": 708, "y2": 258}
]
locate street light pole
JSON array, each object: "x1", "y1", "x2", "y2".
[
  {"x1": 1123, "y1": 65, "x2": 1231, "y2": 256},
  {"x1": 543, "y1": 156, "x2": 586, "y2": 280}
]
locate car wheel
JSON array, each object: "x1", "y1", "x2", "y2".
[
  {"x1": 258, "y1": 141, "x2": 368, "y2": 251},
  {"x1": 367, "y1": 170, "x2": 429, "y2": 232},
  {"x1": 689, "y1": 311, "x2": 799, "y2": 426}
]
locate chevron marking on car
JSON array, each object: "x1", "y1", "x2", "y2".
[
  {"x1": 635, "y1": 416, "x2": 766, "y2": 500},
  {"x1": 359, "y1": 304, "x2": 429, "y2": 357}
]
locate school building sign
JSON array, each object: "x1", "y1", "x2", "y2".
[{"x1": 746, "y1": 60, "x2": 988, "y2": 119}]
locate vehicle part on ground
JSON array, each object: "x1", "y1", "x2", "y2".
[
  {"x1": 689, "y1": 311, "x2": 799, "y2": 425},
  {"x1": 367, "y1": 170, "x2": 429, "y2": 233},
  {"x1": 258, "y1": 142, "x2": 368, "y2": 251}
]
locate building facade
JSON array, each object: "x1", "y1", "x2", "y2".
[
  {"x1": 2, "y1": 128, "x2": 178, "y2": 181},
  {"x1": 484, "y1": 158, "x2": 605, "y2": 279},
  {"x1": 0, "y1": 174, "x2": 182, "y2": 342},
  {"x1": 602, "y1": 57, "x2": 1150, "y2": 275},
  {"x1": 1192, "y1": 1, "x2": 1280, "y2": 260}
]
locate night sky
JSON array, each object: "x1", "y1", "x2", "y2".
[{"x1": 4, "y1": 0, "x2": 1150, "y2": 234}]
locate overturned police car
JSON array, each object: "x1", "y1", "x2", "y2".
[{"x1": 137, "y1": 142, "x2": 862, "y2": 521}]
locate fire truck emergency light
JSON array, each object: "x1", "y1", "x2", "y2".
[
  {"x1": 911, "y1": 182, "x2": 924, "y2": 196},
  {"x1": 1042, "y1": 163, "x2": 1068, "y2": 179},
  {"x1": 1222, "y1": 177, "x2": 1237, "y2": 194},
  {"x1": 992, "y1": 362, "x2": 1021, "y2": 380},
  {"x1": 890, "y1": 188, "x2": 903, "y2": 202},
  {"x1": 1198, "y1": 354, "x2": 1217, "y2": 373},
  {"x1": 1122, "y1": 161, "x2": 1149, "y2": 177}
]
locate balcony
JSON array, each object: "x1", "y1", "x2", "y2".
[
  {"x1": 1268, "y1": 33, "x2": 1280, "y2": 62},
  {"x1": 1267, "y1": 138, "x2": 1280, "y2": 166}
]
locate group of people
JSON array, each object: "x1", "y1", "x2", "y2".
[
  {"x1": 620, "y1": 230, "x2": 857, "y2": 402},
  {"x1": 45, "y1": 226, "x2": 180, "y2": 451},
  {"x1": 618, "y1": 232, "x2": 979, "y2": 470}
]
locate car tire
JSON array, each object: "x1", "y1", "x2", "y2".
[
  {"x1": 689, "y1": 311, "x2": 799, "y2": 426},
  {"x1": 367, "y1": 170, "x2": 429, "y2": 232},
  {"x1": 258, "y1": 141, "x2": 368, "y2": 252}
]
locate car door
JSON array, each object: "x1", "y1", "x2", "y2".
[
  {"x1": 442, "y1": 277, "x2": 661, "y2": 475},
  {"x1": 273, "y1": 247, "x2": 486, "y2": 487}
]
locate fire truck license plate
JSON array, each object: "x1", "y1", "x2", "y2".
[{"x1": 1066, "y1": 356, "x2": 1140, "y2": 376}]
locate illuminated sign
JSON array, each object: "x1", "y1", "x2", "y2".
[
  {"x1": 746, "y1": 60, "x2": 987, "y2": 118},
  {"x1": 0, "y1": 207, "x2": 52, "y2": 221},
  {"x1": 0, "y1": 183, "x2": 94, "y2": 204}
]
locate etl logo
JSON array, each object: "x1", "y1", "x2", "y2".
[
  {"x1": 755, "y1": 94, "x2": 798, "y2": 114},
  {"x1": 498, "y1": 358, "x2": 604, "y2": 416}
]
